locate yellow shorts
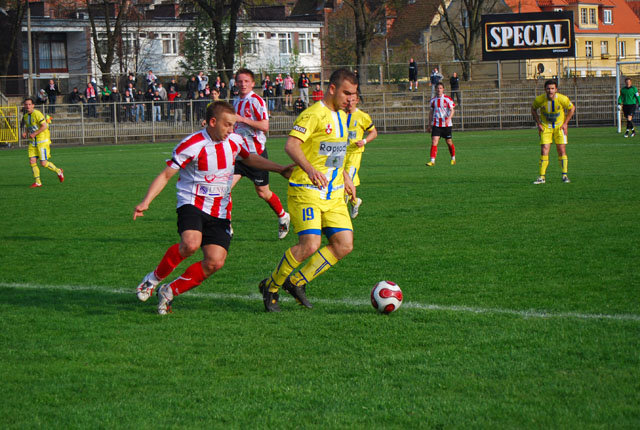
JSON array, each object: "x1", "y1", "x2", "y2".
[
  {"x1": 344, "y1": 152, "x2": 362, "y2": 187},
  {"x1": 288, "y1": 186, "x2": 353, "y2": 236},
  {"x1": 28, "y1": 141, "x2": 52, "y2": 160},
  {"x1": 539, "y1": 126, "x2": 567, "y2": 145}
]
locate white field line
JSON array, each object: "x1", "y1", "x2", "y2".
[{"x1": 3, "y1": 282, "x2": 639, "y2": 322}]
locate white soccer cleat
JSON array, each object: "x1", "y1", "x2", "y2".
[
  {"x1": 157, "y1": 284, "x2": 174, "y2": 315},
  {"x1": 532, "y1": 176, "x2": 546, "y2": 185},
  {"x1": 278, "y1": 212, "x2": 291, "y2": 240},
  {"x1": 350, "y1": 198, "x2": 362, "y2": 219},
  {"x1": 562, "y1": 175, "x2": 571, "y2": 183},
  {"x1": 136, "y1": 271, "x2": 158, "y2": 302}
]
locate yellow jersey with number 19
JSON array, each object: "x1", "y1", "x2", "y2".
[
  {"x1": 532, "y1": 93, "x2": 573, "y2": 129},
  {"x1": 288, "y1": 101, "x2": 348, "y2": 201},
  {"x1": 22, "y1": 109, "x2": 51, "y2": 145}
]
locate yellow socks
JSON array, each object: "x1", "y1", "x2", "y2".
[
  {"x1": 30, "y1": 162, "x2": 41, "y2": 184},
  {"x1": 289, "y1": 247, "x2": 339, "y2": 287},
  {"x1": 43, "y1": 161, "x2": 60, "y2": 174},
  {"x1": 558, "y1": 155, "x2": 568, "y2": 175},
  {"x1": 268, "y1": 248, "x2": 300, "y2": 293},
  {"x1": 539, "y1": 155, "x2": 549, "y2": 177}
]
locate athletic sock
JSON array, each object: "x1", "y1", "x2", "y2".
[
  {"x1": 154, "y1": 243, "x2": 186, "y2": 280},
  {"x1": 267, "y1": 193, "x2": 286, "y2": 218},
  {"x1": 448, "y1": 143, "x2": 456, "y2": 158},
  {"x1": 43, "y1": 161, "x2": 59, "y2": 173},
  {"x1": 430, "y1": 145, "x2": 438, "y2": 160},
  {"x1": 289, "y1": 246, "x2": 339, "y2": 287},
  {"x1": 168, "y1": 261, "x2": 206, "y2": 295},
  {"x1": 30, "y1": 162, "x2": 41, "y2": 184},
  {"x1": 268, "y1": 248, "x2": 300, "y2": 292},
  {"x1": 559, "y1": 155, "x2": 568, "y2": 175},
  {"x1": 539, "y1": 155, "x2": 549, "y2": 177}
]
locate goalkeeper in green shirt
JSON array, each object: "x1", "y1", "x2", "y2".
[{"x1": 618, "y1": 77, "x2": 640, "y2": 137}]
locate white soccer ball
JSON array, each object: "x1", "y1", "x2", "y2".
[{"x1": 370, "y1": 281, "x2": 403, "y2": 314}]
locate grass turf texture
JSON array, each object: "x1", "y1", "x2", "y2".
[{"x1": 0, "y1": 128, "x2": 638, "y2": 428}]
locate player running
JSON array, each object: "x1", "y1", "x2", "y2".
[
  {"x1": 618, "y1": 77, "x2": 640, "y2": 138},
  {"x1": 21, "y1": 97, "x2": 65, "y2": 188},
  {"x1": 426, "y1": 82, "x2": 456, "y2": 166},
  {"x1": 134, "y1": 101, "x2": 293, "y2": 315},
  {"x1": 232, "y1": 68, "x2": 291, "y2": 239},
  {"x1": 344, "y1": 94, "x2": 377, "y2": 218},
  {"x1": 259, "y1": 68, "x2": 358, "y2": 312},
  {"x1": 531, "y1": 80, "x2": 576, "y2": 184}
]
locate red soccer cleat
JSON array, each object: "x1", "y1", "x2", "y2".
[
  {"x1": 30, "y1": 182, "x2": 42, "y2": 188},
  {"x1": 57, "y1": 169, "x2": 65, "y2": 183}
]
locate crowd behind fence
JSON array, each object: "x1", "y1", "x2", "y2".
[{"x1": 1, "y1": 84, "x2": 619, "y2": 147}]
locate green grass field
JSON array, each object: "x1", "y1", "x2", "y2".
[{"x1": 1, "y1": 128, "x2": 638, "y2": 428}]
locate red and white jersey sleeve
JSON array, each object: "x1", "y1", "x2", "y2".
[
  {"x1": 167, "y1": 130, "x2": 251, "y2": 220},
  {"x1": 430, "y1": 95, "x2": 455, "y2": 127},
  {"x1": 233, "y1": 91, "x2": 268, "y2": 154}
]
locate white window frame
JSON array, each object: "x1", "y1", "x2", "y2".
[
  {"x1": 618, "y1": 40, "x2": 626, "y2": 59},
  {"x1": 604, "y1": 10, "x2": 612, "y2": 24},
  {"x1": 160, "y1": 33, "x2": 178, "y2": 55},
  {"x1": 298, "y1": 33, "x2": 313, "y2": 55},
  {"x1": 600, "y1": 40, "x2": 608, "y2": 55},
  {"x1": 589, "y1": 8, "x2": 597, "y2": 25},
  {"x1": 244, "y1": 32, "x2": 259, "y2": 55},
  {"x1": 585, "y1": 41, "x2": 593, "y2": 58},
  {"x1": 580, "y1": 8, "x2": 587, "y2": 25},
  {"x1": 278, "y1": 33, "x2": 292, "y2": 55}
]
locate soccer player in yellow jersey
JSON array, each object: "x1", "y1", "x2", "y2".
[
  {"x1": 259, "y1": 68, "x2": 358, "y2": 312},
  {"x1": 344, "y1": 94, "x2": 377, "y2": 218},
  {"x1": 21, "y1": 97, "x2": 64, "y2": 188},
  {"x1": 531, "y1": 80, "x2": 575, "y2": 184}
]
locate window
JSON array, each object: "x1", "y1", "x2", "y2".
[
  {"x1": 636, "y1": 40, "x2": 640, "y2": 58},
  {"x1": 589, "y1": 8, "x2": 597, "y2": 24},
  {"x1": 278, "y1": 33, "x2": 292, "y2": 54},
  {"x1": 554, "y1": 8, "x2": 563, "y2": 12},
  {"x1": 604, "y1": 10, "x2": 612, "y2": 24},
  {"x1": 243, "y1": 32, "x2": 259, "y2": 55},
  {"x1": 585, "y1": 41, "x2": 593, "y2": 58},
  {"x1": 601, "y1": 41, "x2": 608, "y2": 55},
  {"x1": 580, "y1": 8, "x2": 587, "y2": 25},
  {"x1": 461, "y1": 9, "x2": 469, "y2": 28},
  {"x1": 298, "y1": 33, "x2": 313, "y2": 54},
  {"x1": 160, "y1": 33, "x2": 178, "y2": 55},
  {"x1": 25, "y1": 34, "x2": 67, "y2": 71},
  {"x1": 618, "y1": 40, "x2": 626, "y2": 58}
]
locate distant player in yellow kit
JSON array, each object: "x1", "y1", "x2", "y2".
[
  {"x1": 344, "y1": 95, "x2": 377, "y2": 218},
  {"x1": 21, "y1": 97, "x2": 64, "y2": 188},
  {"x1": 531, "y1": 80, "x2": 575, "y2": 184}
]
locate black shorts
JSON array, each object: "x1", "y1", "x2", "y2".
[
  {"x1": 285, "y1": 89, "x2": 292, "y2": 95},
  {"x1": 431, "y1": 126, "x2": 453, "y2": 139},
  {"x1": 623, "y1": 105, "x2": 636, "y2": 117},
  {"x1": 234, "y1": 148, "x2": 270, "y2": 186},
  {"x1": 177, "y1": 204, "x2": 232, "y2": 250}
]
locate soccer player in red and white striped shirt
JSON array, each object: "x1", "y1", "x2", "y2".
[
  {"x1": 232, "y1": 68, "x2": 291, "y2": 239},
  {"x1": 426, "y1": 82, "x2": 456, "y2": 166},
  {"x1": 133, "y1": 101, "x2": 293, "y2": 315}
]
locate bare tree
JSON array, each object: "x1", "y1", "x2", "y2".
[
  {"x1": 436, "y1": 0, "x2": 501, "y2": 80},
  {"x1": 0, "y1": 0, "x2": 27, "y2": 91},
  {"x1": 189, "y1": 0, "x2": 243, "y2": 82}
]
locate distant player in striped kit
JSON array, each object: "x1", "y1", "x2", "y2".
[
  {"x1": 133, "y1": 101, "x2": 293, "y2": 314},
  {"x1": 426, "y1": 82, "x2": 456, "y2": 166},
  {"x1": 232, "y1": 68, "x2": 291, "y2": 239}
]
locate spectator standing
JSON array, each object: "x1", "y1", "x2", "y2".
[
  {"x1": 430, "y1": 68, "x2": 443, "y2": 98},
  {"x1": 135, "y1": 89, "x2": 146, "y2": 122},
  {"x1": 187, "y1": 75, "x2": 198, "y2": 100},
  {"x1": 146, "y1": 70, "x2": 157, "y2": 91},
  {"x1": 144, "y1": 87, "x2": 154, "y2": 120},
  {"x1": 298, "y1": 73, "x2": 310, "y2": 106},
  {"x1": 173, "y1": 92, "x2": 184, "y2": 122},
  {"x1": 409, "y1": 58, "x2": 418, "y2": 91},
  {"x1": 311, "y1": 84, "x2": 323, "y2": 103},
  {"x1": 85, "y1": 82, "x2": 97, "y2": 117},
  {"x1": 214, "y1": 76, "x2": 222, "y2": 91},
  {"x1": 44, "y1": 79, "x2": 59, "y2": 113},
  {"x1": 262, "y1": 75, "x2": 272, "y2": 96},
  {"x1": 449, "y1": 72, "x2": 461, "y2": 106},
  {"x1": 274, "y1": 73, "x2": 283, "y2": 111},
  {"x1": 101, "y1": 85, "x2": 111, "y2": 103},
  {"x1": 219, "y1": 81, "x2": 228, "y2": 100},
  {"x1": 109, "y1": 87, "x2": 121, "y2": 122},
  {"x1": 197, "y1": 71, "x2": 208, "y2": 92},
  {"x1": 167, "y1": 78, "x2": 179, "y2": 97},
  {"x1": 157, "y1": 82, "x2": 168, "y2": 119},
  {"x1": 152, "y1": 90, "x2": 162, "y2": 122},
  {"x1": 283, "y1": 73, "x2": 294, "y2": 107},
  {"x1": 265, "y1": 84, "x2": 275, "y2": 113},
  {"x1": 123, "y1": 89, "x2": 135, "y2": 121}
]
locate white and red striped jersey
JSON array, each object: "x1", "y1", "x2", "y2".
[
  {"x1": 167, "y1": 129, "x2": 251, "y2": 220},
  {"x1": 233, "y1": 91, "x2": 268, "y2": 154},
  {"x1": 430, "y1": 95, "x2": 455, "y2": 127}
]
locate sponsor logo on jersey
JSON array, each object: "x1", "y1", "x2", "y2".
[
  {"x1": 292, "y1": 125, "x2": 306, "y2": 134},
  {"x1": 325, "y1": 123, "x2": 333, "y2": 134}
]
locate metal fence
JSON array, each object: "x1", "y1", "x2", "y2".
[{"x1": 3, "y1": 84, "x2": 618, "y2": 147}]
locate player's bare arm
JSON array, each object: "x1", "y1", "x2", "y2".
[
  {"x1": 242, "y1": 153, "x2": 294, "y2": 179},
  {"x1": 343, "y1": 170, "x2": 356, "y2": 201},
  {"x1": 284, "y1": 135, "x2": 328, "y2": 188},
  {"x1": 561, "y1": 105, "x2": 576, "y2": 134},
  {"x1": 133, "y1": 166, "x2": 179, "y2": 220},
  {"x1": 531, "y1": 107, "x2": 543, "y2": 132},
  {"x1": 427, "y1": 109, "x2": 434, "y2": 132},
  {"x1": 356, "y1": 127, "x2": 377, "y2": 148},
  {"x1": 235, "y1": 115, "x2": 269, "y2": 133}
]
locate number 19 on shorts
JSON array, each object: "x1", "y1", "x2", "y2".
[{"x1": 302, "y1": 207, "x2": 315, "y2": 221}]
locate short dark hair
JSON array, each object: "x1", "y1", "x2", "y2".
[
  {"x1": 436, "y1": 82, "x2": 445, "y2": 88},
  {"x1": 235, "y1": 68, "x2": 255, "y2": 81},
  {"x1": 23, "y1": 97, "x2": 35, "y2": 104},
  {"x1": 544, "y1": 79, "x2": 558, "y2": 89},
  {"x1": 329, "y1": 68, "x2": 358, "y2": 88},
  {"x1": 206, "y1": 101, "x2": 235, "y2": 122}
]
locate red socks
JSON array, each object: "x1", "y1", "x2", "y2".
[
  {"x1": 154, "y1": 243, "x2": 186, "y2": 280},
  {"x1": 430, "y1": 145, "x2": 438, "y2": 159},
  {"x1": 448, "y1": 143, "x2": 456, "y2": 157},
  {"x1": 267, "y1": 193, "x2": 286, "y2": 217},
  {"x1": 169, "y1": 262, "x2": 206, "y2": 295}
]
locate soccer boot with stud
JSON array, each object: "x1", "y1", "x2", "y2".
[
  {"x1": 283, "y1": 277, "x2": 313, "y2": 309},
  {"x1": 260, "y1": 279, "x2": 281, "y2": 312},
  {"x1": 157, "y1": 284, "x2": 174, "y2": 315},
  {"x1": 350, "y1": 198, "x2": 362, "y2": 219},
  {"x1": 624, "y1": 131, "x2": 630, "y2": 138},
  {"x1": 562, "y1": 175, "x2": 571, "y2": 183},
  {"x1": 278, "y1": 212, "x2": 291, "y2": 240},
  {"x1": 30, "y1": 182, "x2": 42, "y2": 188},
  {"x1": 136, "y1": 271, "x2": 158, "y2": 302},
  {"x1": 532, "y1": 176, "x2": 546, "y2": 185},
  {"x1": 57, "y1": 169, "x2": 65, "y2": 183},
  {"x1": 425, "y1": 161, "x2": 435, "y2": 167},
  {"x1": 451, "y1": 159, "x2": 456, "y2": 165}
]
